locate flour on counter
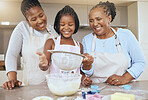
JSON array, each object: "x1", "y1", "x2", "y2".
[
  {"x1": 57, "y1": 96, "x2": 73, "y2": 100},
  {"x1": 32, "y1": 96, "x2": 53, "y2": 100}
]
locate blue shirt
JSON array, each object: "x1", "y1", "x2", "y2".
[{"x1": 81, "y1": 28, "x2": 146, "y2": 79}]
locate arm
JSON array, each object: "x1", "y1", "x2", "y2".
[
  {"x1": 80, "y1": 42, "x2": 93, "y2": 70},
  {"x1": 3, "y1": 23, "x2": 23, "y2": 89},
  {"x1": 80, "y1": 43, "x2": 93, "y2": 86},
  {"x1": 126, "y1": 30, "x2": 146, "y2": 79},
  {"x1": 107, "y1": 29, "x2": 145, "y2": 85},
  {"x1": 81, "y1": 37, "x2": 94, "y2": 76}
]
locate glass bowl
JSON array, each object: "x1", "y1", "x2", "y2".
[{"x1": 46, "y1": 73, "x2": 82, "y2": 96}]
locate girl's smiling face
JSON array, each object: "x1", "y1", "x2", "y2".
[{"x1": 60, "y1": 15, "x2": 76, "y2": 39}]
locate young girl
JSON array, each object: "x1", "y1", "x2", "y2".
[
  {"x1": 37, "y1": 5, "x2": 82, "y2": 74},
  {"x1": 37, "y1": 5, "x2": 93, "y2": 86}
]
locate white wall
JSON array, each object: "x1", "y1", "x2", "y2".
[
  {"x1": 136, "y1": 1, "x2": 148, "y2": 80},
  {"x1": 128, "y1": 1, "x2": 148, "y2": 80},
  {"x1": 128, "y1": 2, "x2": 138, "y2": 39}
]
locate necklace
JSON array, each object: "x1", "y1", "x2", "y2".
[{"x1": 100, "y1": 39, "x2": 107, "y2": 47}]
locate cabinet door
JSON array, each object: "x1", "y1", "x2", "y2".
[
  {"x1": 70, "y1": 4, "x2": 88, "y2": 26},
  {"x1": 42, "y1": 4, "x2": 65, "y2": 25},
  {"x1": 111, "y1": 6, "x2": 128, "y2": 27},
  {"x1": 0, "y1": 2, "x2": 24, "y2": 25}
]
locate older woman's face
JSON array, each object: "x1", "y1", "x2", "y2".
[
  {"x1": 26, "y1": 6, "x2": 47, "y2": 31},
  {"x1": 89, "y1": 7, "x2": 111, "y2": 36}
]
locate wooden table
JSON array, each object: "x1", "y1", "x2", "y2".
[{"x1": 0, "y1": 81, "x2": 148, "y2": 100}]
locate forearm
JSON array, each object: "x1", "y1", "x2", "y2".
[
  {"x1": 122, "y1": 72, "x2": 134, "y2": 83},
  {"x1": 7, "y1": 71, "x2": 17, "y2": 81}
]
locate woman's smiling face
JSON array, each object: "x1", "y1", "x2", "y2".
[
  {"x1": 26, "y1": 6, "x2": 47, "y2": 31},
  {"x1": 89, "y1": 7, "x2": 111, "y2": 37}
]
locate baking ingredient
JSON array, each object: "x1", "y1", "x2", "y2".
[
  {"x1": 32, "y1": 96, "x2": 53, "y2": 100},
  {"x1": 111, "y1": 92, "x2": 135, "y2": 100}
]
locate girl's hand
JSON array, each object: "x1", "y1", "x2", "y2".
[
  {"x1": 82, "y1": 75, "x2": 92, "y2": 86},
  {"x1": 3, "y1": 80, "x2": 22, "y2": 90},
  {"x1": 82, "y1": 53, "x2": 94, "y2": 70},
  {"x1": 36, "y1": 51, "x2": 48, "y2": 71}
]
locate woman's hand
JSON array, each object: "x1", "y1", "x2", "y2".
[
  {"x1": 3, "y1": 80, "x2": 22, "y2": 90},
  {"x1": 81, "y1": 75, "x2": 92, "y2": 86},
  {"x1": 106, "y1": 72, "x2": 134, "y2": 86},
  {"x1": 36, "y1": 51, "x2": 49, "y2": 71},
  {"x1": 82, "y1": 53, "x2": 94, "y2": 70}
]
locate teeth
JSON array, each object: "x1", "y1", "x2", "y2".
[
  {"x1": 64, "y1": 32, "x2": 69, "y2": 34},
  {"x1": 39, "y1": 24, "x2": 44, "y2": 28},
  {"x1": 95, "y1": 27, "x2": 101, "y2": 30}
]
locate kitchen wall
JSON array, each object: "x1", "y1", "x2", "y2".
[{"x1": 137, "y1": 1, "x2": 148, "y2": 81}]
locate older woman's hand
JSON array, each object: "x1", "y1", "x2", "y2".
[
  {"x1": 82, "y1": 53, "x2": 94, "y2": 70},
  {"x1": 106, "y1": 72, "x2": 134, "y2": 86}
]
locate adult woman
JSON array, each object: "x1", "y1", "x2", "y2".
[
  {"x1": 81, "y1": 1, "x2": 146, "y2": 86},
  {"x1": 3, "y1": 0, "x2": 57, "y2": 89}
]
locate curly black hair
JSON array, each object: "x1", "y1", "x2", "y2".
[
  {"x1": 54, "y1": 5, "x2": 79, "y2": 35},
  {"x1": 21, "y1": 0, "x2": 43, "y2": 18},
  {"x1": 90, "y1": 1, "x2": 116, "y2": 22}
]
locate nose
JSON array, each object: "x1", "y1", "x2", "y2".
[
  {"x1": 64, "y1": 25, "x2": 69, "y2": 30},
  {"x1": 93, "y1": 20, "x2": 98, "y2": 26},
  {"x1": 37, "y1": 18, "x2": 43, "y2": 24}
]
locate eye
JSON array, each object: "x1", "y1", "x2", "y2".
[
  {"x1": 60, "y1": 23, "x2": 65, "y2": 26},
  {"x1": 69, "y1": 24, "x2": 74, "y2": 26},
  {"x1": 39, "y1": 14, "x2": 44, "y2": 17},
  {"x1": 31, "y1": 17, "x2": 36, "y2": 21},
  {"x1": 96, "y1": 18, "x2": 102, "y2": 21},
  {"x1": 89, "y1": 19, "x2": 93, "y2": 23}
]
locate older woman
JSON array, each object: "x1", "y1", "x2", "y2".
[{"x1": 81, "y1": 1, "x2": 146, "y2": 86}]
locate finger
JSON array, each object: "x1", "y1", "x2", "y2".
[
  {"x1": 3, "y1": 82, "x2": 9, "y2": 89},
  {"x1": 36, "y1": 51, "x2": 43, "y2": 56},
  {"x1": 114, "y1": 80, "x2": 120, "y2": 86},
  {"x1": 15, "y1": 81, "x2": 22, "y2": 87},
  {"x1": 18, "y1": 81, "x2": 22, "y2": 86},
  {"x1": 106, "y1": 77, "x2": 113, "y2": 84},
  {"x1": 8, "y1": 81, "x2": 12, "y2": 90},
  {"x1": 11, "y1": 80, "x2": 15, "y2": 88}
]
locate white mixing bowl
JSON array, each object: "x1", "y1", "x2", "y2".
[
  {"x1": 46, "y1": 73, "x2": 82, "y2": 96},
  {"x1": 50, "y1": 51, "x2": 84, "y2": 70}
]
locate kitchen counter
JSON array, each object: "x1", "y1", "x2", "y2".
[{"x1": 0, "y1": 81, "x2": 148, "y2": 100}]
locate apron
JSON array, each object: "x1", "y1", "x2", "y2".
[
  {"x1": 50, "y1": 36, "x2": 81, "y2": 74},
  {"x1": 91, "y1": 28, "x2": 128, "y2": 83},
  {"x1": 22, "y1": 27, "x2": 54, "y2": 85}
]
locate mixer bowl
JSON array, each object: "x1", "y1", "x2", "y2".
[
  {"x1": 50, "y1": 51, "x2": 84, "y2": 70},
  {"x1": 46, "y1": 73, "x2": 82, "y2": 96}
]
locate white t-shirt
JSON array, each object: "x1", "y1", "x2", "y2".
[{"x1": 5, "y1": 21, "x2": 58, "y2": 74}]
